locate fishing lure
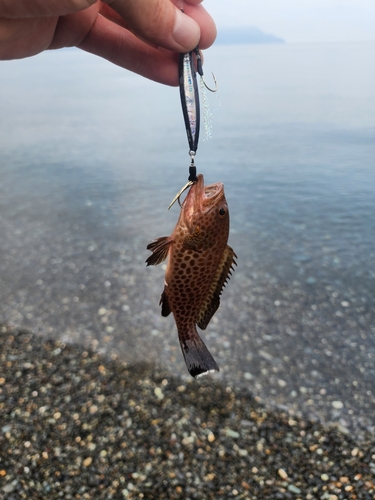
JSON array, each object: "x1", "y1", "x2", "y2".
[{"x1": 169, "y1": 47, "x2": 218, "y2": 209}]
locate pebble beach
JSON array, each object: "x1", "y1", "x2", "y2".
[{"x1": 1, "y1": 326, "x2": 375, "y2": 499}]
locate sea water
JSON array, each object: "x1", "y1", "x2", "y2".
[{"x1": 0, "y1": 41, "x2": 374, "y2": 436}]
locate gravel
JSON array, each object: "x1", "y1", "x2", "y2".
[{"x1": 1, "y1": 326, "x2": 374, "y2": 500}]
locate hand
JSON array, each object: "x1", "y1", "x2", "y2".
[{"x1": 0, "y1": 0, "x2": 216, "y2": 85}]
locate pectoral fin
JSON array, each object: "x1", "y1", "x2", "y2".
[
  {"x1": 182, "y1": 226, "x2": 203, "y2": 252},
  {"x1": 146, "y1": 236, "x2": 172, "y2": 266},
  {"x1": 197, "y1": 245, "x2": 237, "y2": 330}
]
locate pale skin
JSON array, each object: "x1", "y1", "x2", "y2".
[{"x1": 0, "y1": 0, "x2": 216, "y2": 86}]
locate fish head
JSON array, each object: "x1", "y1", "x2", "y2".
[{"x1": 180, "y1": 174, "x2": 230, "y2": 248}]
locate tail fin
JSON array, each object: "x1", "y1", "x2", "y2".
[{"x1": 179, "y1": 330, "x2": 219, "y2": 379}]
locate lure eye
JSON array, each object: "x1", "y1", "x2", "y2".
[{"x1": 218, "y1": 206, "x2": 227, "y2": 219}]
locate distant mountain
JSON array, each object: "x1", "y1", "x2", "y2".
[{"x1": 216, "y1": 26, "x2": 284, "y2": 45}]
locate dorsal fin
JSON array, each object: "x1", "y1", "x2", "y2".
[
  {"x1": 146, "y1": 236, "x2": 172, "y2": 266},
  {"x1": 196, "y1": 245, "x2": 237, "y2": 330}
]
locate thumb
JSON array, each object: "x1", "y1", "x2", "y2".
[{"x1": 104, "y1": 0, "x2": 201, "y2": 52}]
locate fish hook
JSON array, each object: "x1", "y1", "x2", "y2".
[
  {"x1": 168, "y1": 180, "x2": 194, "y2": 210},
  {"x1": 193, "y1": 47, "x2": 218, "y2": 93},
  {"x1": 201, "y1": 72, "x2": 218, "y2": 93}
]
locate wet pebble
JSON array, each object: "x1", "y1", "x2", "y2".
[{"x1": 0, "y1": 327, "x2": 374, "y2": 500}]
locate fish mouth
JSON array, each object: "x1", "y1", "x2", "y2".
[
  {"x1": 203, "y1": 183, "x2": 224, "y2": 201},
  {"x1": 196, "y1": 174, "x2": 224, "y2": 210},
  {"x1": 183, "y1": 174, "x2": 224, "y2": 217}
]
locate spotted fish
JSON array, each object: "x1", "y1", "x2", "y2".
[{"x1": 146, "y1": 174, "x2": 236, "y2": 378}]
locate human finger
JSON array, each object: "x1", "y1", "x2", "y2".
[
  {"x1": 0, "y1": 0, "x2": 97, "y2": 18},
  {"x1": 180, "y1": 2, "x2": 216, "y2": 49},
  {"x1": 0, "y1": 17, "x2": 56, "y2": 59},
  {"x1": 99, "y1": 2, "x2": 129, "y2": 30},
  {"x1": 78, "y1": 14, "x2": 180, "y2": 85},
  {"x1": 103, "y1": 0, "x2": 203, "y2": 52},
  {"x1": 98, "y1": 2, "x2": 216, "y2": 49}
]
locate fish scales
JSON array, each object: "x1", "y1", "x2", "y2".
[{"x1": 146, "y1": 174, "x2": 236, "y2": 378}]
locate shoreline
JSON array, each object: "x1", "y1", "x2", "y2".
[{"x1": 1, "y1": 327, "x2": 374, "y2": 499}]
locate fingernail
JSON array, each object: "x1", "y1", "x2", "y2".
[{"x1": 173, "y1": 9, "x2": 200, "y2": 50}]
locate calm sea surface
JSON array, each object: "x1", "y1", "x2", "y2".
[{"x1": 0, "y1": 41, "x2": 374, "y2": 437}]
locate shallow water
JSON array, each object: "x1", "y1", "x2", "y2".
[{"x1": 0, "y1": 42, "x2": 374, "y2": 437}]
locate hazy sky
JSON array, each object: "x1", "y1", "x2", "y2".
[{"x1": 204, "y1": 0, "x2": 375, "y2": 43}]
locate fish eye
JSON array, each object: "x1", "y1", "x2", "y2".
[{"x1": 218, "y1": 206, "x2": 227, "y2": 219}]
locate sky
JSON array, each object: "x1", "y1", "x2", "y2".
[{"x1": 204, "y1": 0, "x2": 375, "y2": 43}]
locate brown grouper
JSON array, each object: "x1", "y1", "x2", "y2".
[{"x1": 146, "y1": 174, "x2": 236, "y2": 378}]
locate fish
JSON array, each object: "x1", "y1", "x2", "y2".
[{"x1": 146, "y1": 174, "x2": 236, "y2": 378}]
